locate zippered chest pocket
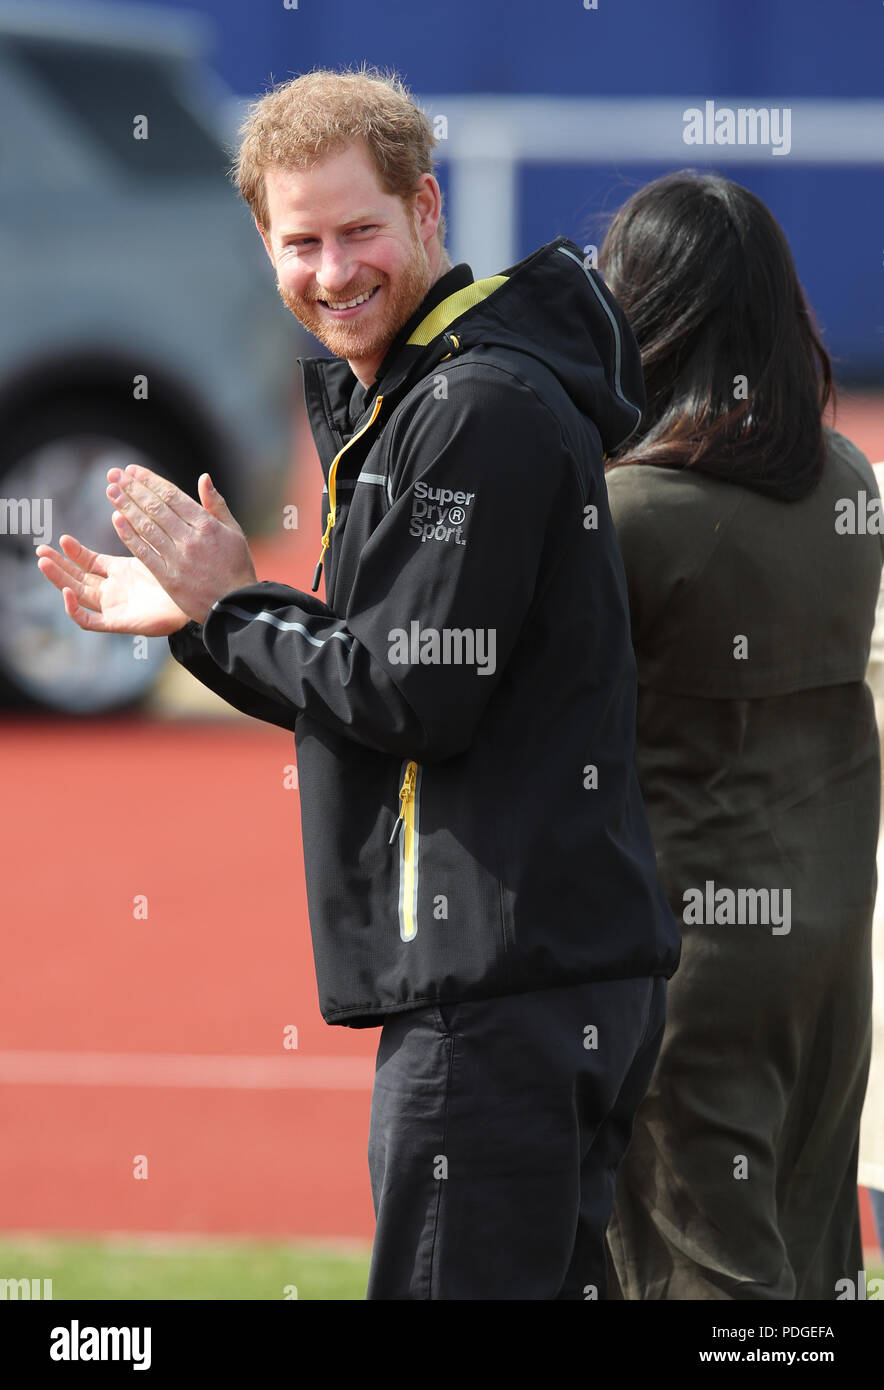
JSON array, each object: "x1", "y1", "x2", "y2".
[{"x1": 389, "y1": 759, "x2": 422, "y2": 942}]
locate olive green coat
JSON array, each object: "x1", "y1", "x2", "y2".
[{"x1": 605, "y1": 428, "x2": 883, "y2": 1300}]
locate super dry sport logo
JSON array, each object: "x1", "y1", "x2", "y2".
[{"x1": 409, "y1": 480, "x2": 475, "y2": 546}]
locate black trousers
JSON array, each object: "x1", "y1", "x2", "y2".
[{"x1": 366, "y1": 974, "x2": 667, "y2": 1299}]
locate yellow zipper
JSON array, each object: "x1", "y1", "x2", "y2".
[
  {"x1": 310, "y1": 315, "x2": 474, "y2": 592},
  {"x1": 310, "y1": 276, "x2": 509, "y2": 593},
  {"x1": 389, "y1": 759, "x2": 421, "y2": 942},
  {"x1": 437, "y1": 332, "x2": 460, "y2": 362},
  {"x1": 311, "y1": 393, "x2": 385, "y2": 591}
]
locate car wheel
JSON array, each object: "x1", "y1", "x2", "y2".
[{"x1": 0, "y1": 400, "x2": 195, "y2": 714}]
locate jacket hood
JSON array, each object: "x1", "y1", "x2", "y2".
[
  {"x1": 305, "y1": 237, "x2": 645, "y2": 459},
  {"x1": 403, "y1": 236, "x2": 645, "y2": 456}
]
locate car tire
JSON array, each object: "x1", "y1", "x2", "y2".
[{"x1": 0, "y1": 397, "x2": 197, "y2": 715}]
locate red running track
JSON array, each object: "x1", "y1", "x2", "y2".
[
  {"x1": 0, "y1": 717, "x2": 378, "y2": 1238},
  {"x1": 0, "y1": 405, "x2": 379, "y2": 1240}
]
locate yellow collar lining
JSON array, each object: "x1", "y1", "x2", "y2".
[{"x1": 405, "y1": 274, "x2": 509, "y2": 347}]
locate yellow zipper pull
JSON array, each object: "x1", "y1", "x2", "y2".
[
  {"x1": 389, "y1": 760, "x2": 418, "y2": 844},
  {"x1": 311, "y1": 520, "x2": 333, "y2": 592},
  {"x1": 311, "y1": 394, "x2": 385, "y2": 592}
]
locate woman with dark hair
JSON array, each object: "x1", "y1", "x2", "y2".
[{"x1": 599, "y1": 170, "x2": 883, "y2": 1299}]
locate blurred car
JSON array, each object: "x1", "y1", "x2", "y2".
[{"x1": 0, "y1": 0, "x2": 307, "y2": 713}]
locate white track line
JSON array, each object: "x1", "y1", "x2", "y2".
[{"x1": 0, "y1": 1051, "x2": 374, "y2": 1091}]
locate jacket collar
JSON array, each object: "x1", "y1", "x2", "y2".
[
  {"x1": 299, "y1": 262, "x2": 473, "y2": 452},
  {"x1": 298, "y1": 259, "x2": 511, "y2": 468},
  {"x1": 347, "y1": 261, "x2": 474, "y2": 427}
]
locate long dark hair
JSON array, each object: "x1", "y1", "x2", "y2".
[{"x1": 598, "y1": 171, "x2": 834, "y2": 501}]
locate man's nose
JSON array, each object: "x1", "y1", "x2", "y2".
[{"x1": 316, "y1": 243, "x2": 357, "y2": 295}]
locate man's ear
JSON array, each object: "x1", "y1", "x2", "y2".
[
  {"x1": 413, "y1": 174, "x2": 442, "y2": 250},
  {"x1": 256, "y1": 219, "x2": 276, "y2": 267}
]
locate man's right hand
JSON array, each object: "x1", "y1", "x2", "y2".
[{"x1": 36, "y1": 534, "x2": 190, "y2": 636}]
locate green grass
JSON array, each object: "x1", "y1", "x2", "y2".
[
  {"x1": 0, "y1": 1235, "x2": 372, "y2": 1301},
  {"x1": 0, "y1": 1236, "x2": 879, "y2": 1301}
]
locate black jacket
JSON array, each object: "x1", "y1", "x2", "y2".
[{"x1": 169, "y1": 236, "x2": 681, "y2": 1026}]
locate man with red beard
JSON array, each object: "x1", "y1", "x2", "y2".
[
  {"x1": 266, "y1": 142, "x2": 447, "y2": 393},
  {"x1": 36, "y1": 65, "x2": 679, "y2": 1299}
]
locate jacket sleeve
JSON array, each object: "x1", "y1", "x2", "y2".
[
  {"x1": 168, "y1": 620, "x2": 299, "y2": 731},
  {"x1": 178, "y1": 366, "x2": 582, "y2": 760}
]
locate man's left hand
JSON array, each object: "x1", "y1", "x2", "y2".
[{"x1": 106, "y1": 465, "x2": 258, "y2": 626}]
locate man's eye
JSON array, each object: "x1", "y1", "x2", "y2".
[{"x1": 352, "y1": 225, "x2": 376, "y2": 234}]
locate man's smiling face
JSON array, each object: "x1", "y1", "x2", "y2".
[{"x1": 257, "y1": 140, "x2": 444, "y2": 387}]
